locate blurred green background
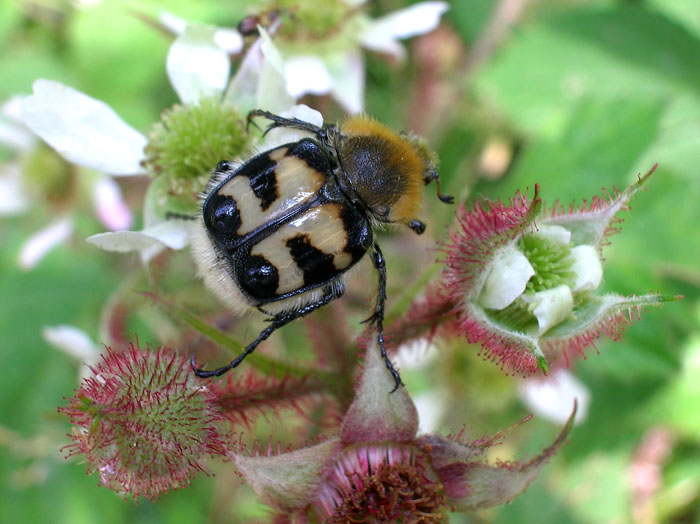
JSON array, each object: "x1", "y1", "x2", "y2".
[{"x1": 1, "y1": 0, "x2": 699, "y2": 522}]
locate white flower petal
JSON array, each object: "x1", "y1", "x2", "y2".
[
  {"x1": 521, "y1": 285, "x2": 574, "y2": 336},
  {"x1": 158, "y1": 11, "x2": 187, "y2": 34},
  {"x1": 225, "y1": 34, "x2": 265, "y2": 112},
  {"x1": 260, "y1": 104, "x2": 324, "y2": 150},
  {"x1": 214, "y1": 28, "x2": 244, "y2": 54},
  {"x1": 167, "y1": 24, "x2": 231, "y2": 104},
  {"x1": 86, "y1": 231, "x2": 153, "y2": 253},
  {"x1": 0, "y1": 118, "x2": 36, "y2": 151},
  {"x1": 2, "y1": 95, "x2": 25, "y2": 124},
  {"x1": 358, "y1": 35, "x2": 406, "y2": 62},
  {"x1": 258, "y1": 60, "x2": 296, "y2": 114},
  {"x1": 92, "y1": 176, "x2": 133, "y2": 231},
  {"x1": 478, "y1": 245, "x2": 535, "y2": 310},
  {"x1": 343, "y1": 0, "x2": 367, "y2": 6},
  {"x1": 284, "y1": 56, "x2": 334, "y2": 98},
  {"x1": 414, "y1": 391, "x2": 445, "y2": 434},
  {"x1": 18, "y1": 215, "x2": 74, "y2": 270},
  {"x1": 0, "y1": 96, "x2": 36, "y2": 151},
  {"x1": 328, "y1": 51, "x2": 365, "y2": 114},
  {"x1": 368, "y1": 1, "x2": 449, "y2": 39},
  {"x1": 159, "y1": 11, "x2": 243, "y2": 54},
  {"x1": 534, "y1": 224, "x2": 571, "y2": 246},
  {"x1": 42, "y1": 324, "x2": 100, "y2": 363},
  {"x1": 21, "y1": 80, "x2": 147, "y2": 175},
  {"x1": 518, "y1": 369, "x2": 590, "y2": 426},
  {"x1": 569, "y1": 245, "x2": 603, "y2": 292},
  {"x1": 285, "y1": 104, "x2": 324, "y2": 128},
  {"x1": 226, "y1": 28, "x2": 294, "y2": 114},
  {"x1": 392, "y1": 338, "x2": 439, "y2": 370},
  {"x1": 86, "y1": 220, "x2": 190, "y2": 264},
  {"x1": 359, "y1": 1, "x2": 448, "y2": 60},
  {"x1": 143, "y1": 220, "x2": 190, "y2": 249},
  {"x1": 259, "y1": 26, "x2": 285, "y2": 74},
  {"x1": 0, "y1": 164, "x2": 30, "y2": 215}
]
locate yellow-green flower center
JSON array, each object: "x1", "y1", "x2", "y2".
[
  {"x1": 143, "y1": 97, "x2": 250, "y2": 214},
  {"x1": 268, "y1": 0, "x2": 352, "y2": 41},
  {"x1": 518, "y1": 233, "x2": 575, "y2": 293}
]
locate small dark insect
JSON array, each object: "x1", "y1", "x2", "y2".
[
  {"x1": 190, "y1": 110, "x2": 453, "y2": 390},
  {"x1": 237, "y1": 10, "x2": 280, "y2": 38}
]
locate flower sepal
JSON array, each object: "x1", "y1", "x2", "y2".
[
  {"x1": 417, "y1": 402, "x2": 575, "y2": 511},
  {"x1": 231, "y1": 440, "x2": 342, "y2": 513}
]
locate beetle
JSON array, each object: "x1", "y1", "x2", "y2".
[{"x1": 190, "y1": 109, "x2": 453, "y2": 390}]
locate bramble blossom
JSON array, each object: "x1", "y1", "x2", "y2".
[
  {"x1": 442, "y1": 166, "x2": 674, "y2": 375},
  {"x1": 20, "y1": 18, "x2": 292, "y2": 263},
  {"x1": 0, "y1": 96, "x2": 131, "y2": 269},
  {"x1": 262, "y1": 0, "x2": 449, "y2": 113}
]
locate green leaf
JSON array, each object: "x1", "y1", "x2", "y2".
[
  {"x1": 492, "y1": 97, "x2": 664, "y2": 203},
  {"x1": 474, "y1": 6, "x2": 700, "y2": 135}
]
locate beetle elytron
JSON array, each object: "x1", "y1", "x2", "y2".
[{"x1": 190, "y1": 109, "x2": 452, "y2": 390}]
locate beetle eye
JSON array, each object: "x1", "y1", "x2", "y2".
[{"x1": 205, "y1": 194, "x2": 241, "y2": 234}]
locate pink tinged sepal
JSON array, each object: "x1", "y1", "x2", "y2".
[
  {"x1": 541, "y1": 292, "x2": 672, "y2": 366},
  {"x1": 341, "y1": 343, "x2": 419, "y2": 445},
  {"x1": 538, "y1": 165, "x2": 657, "y2": 249},
  {"x1": 231, "y1": 439, "x2": 342, "y2": 512},
  {"x1": 420, "y1": 403, "x2": 577, "y2": 511},
  {"x1": 445, "y1": 187, "x2": 546, "y2": 373}
]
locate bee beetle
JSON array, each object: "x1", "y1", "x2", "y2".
[{"x1": 190, "y1": 110, "x2": 453, "y2": 390}]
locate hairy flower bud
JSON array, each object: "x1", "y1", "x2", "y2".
[{"x1": 59, "y1": 344, "x2": 226, "y2": 500}]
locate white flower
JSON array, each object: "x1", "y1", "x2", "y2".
[
  {"x1": 275, "y1": 1, "x2": 449, "y2": 113},
  {"x1": 21, "y1": 17, "x2": 291, "y2": 264},
  {"x1": 0, "y1": 97, "x2": 133, "y2": 269}
]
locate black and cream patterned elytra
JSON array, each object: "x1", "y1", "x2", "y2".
[{"x1": 203, "y1": 138, "x2": 372, "y2": 304}]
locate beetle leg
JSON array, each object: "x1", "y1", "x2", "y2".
[
  {"x1": 424, "y1": 169, "x2": 455, "y2": 204},
  {"x1": 247, "y1": 109, "x2": 328, "y2": 140},
  {"x1": 191, "y1": 285, "x2": 344, "y2": 378},
  {"x1": 368, "y1": 244, "x2": 403, "y2": 392},
  {"x1": 408, "y1": 220, "x2": 426, "y2": 235}
]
